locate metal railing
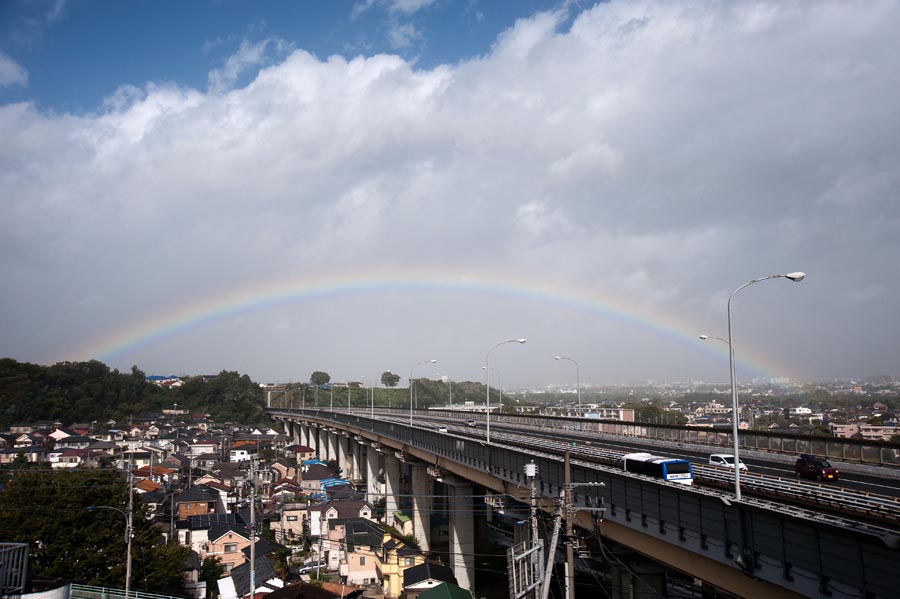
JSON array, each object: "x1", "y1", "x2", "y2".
[{"x1": 69, "y1": 584, "x2": 189, "y2": 599}]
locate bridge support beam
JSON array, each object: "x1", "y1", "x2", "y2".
[
  {"x1": 383, "y1": 452, "x2": 402, "y2": 527},
  {"x1": 410, "y1": 463, "x2": 433, "y2": 552},
  {"x1": 338, "y1": 434, "x2": 352, "y2": 479},
  {"x1": 445, "y1": 478, "x2": 475, "y2": 591},
  {"x1": 366, "y1": 445, "x2": 380, "y2": 501}
]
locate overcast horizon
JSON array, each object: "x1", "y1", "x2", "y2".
[{"x1": 2, "y1": 1, "x2": 899, "y2": 388}]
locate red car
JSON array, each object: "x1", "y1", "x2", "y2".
[{"x1": 795, "y1": 454, "x2": 840, "y2": 481}]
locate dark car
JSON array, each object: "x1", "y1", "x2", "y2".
[{"x1": 795, "y1": 454, "x2": 839, "y2": 481}]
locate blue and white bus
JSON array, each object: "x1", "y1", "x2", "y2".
[{"x1": 622, "y1": 452, "x2": 694, "y2": 485}]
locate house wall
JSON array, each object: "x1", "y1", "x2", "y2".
[{"x1": 207, "y1": 532, "x2": 251, "y2": 572}]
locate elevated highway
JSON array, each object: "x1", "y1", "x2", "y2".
[{"x1": 270, "y1": 407, "x2": 900, "y2": 599}]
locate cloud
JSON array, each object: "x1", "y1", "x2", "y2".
[
  {"x1": 352, "y1": 0, "x2": 437, "y2": 19},
  {"x1": 387, "y1": 21, "x2": 423, "y2": 49},
  {"x1": 2, "y1": 0, "x2": 900, "y2": 384},
  {"x1": 207, "y1": 37, "x2": 294, "y2": 94},
  {"x1": 0, "y1": 52, "x2": 28, "y2": 87}
]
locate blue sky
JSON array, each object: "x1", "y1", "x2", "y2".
[
  {"x1": 2, "y1": 0, "x2": 899, "y2": 386},
  {"x1": 1, "y1": 0, "x2": 565, "y2": 112}
]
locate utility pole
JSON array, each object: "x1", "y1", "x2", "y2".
[
  {"x1": 250, "y1": 457, "x2": 257, "y2": 597},
  {"x1": 558, "y1": 451, "x2": 605, "y2": 599},
  {"x1": 564, "y1": 452, "x2": 574, "y2": 599}
]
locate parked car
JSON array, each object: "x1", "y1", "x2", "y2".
[
  {"x1": 437, "y1": 426, "x2": 448, "y2": 433},
  {"x1": 298, "y1": 560, "x2": 326, "y2": 574},
  {"x1": 795, "y1": 454, "x2": 839, "y2": 481},
  {"x1": 708, "y1": 453, "x2": 748, "y2": 471},
  {"x1": 466, "y1": 420, "x2": 478, "y2": 427}
]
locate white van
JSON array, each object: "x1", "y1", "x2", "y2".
[{"x1": 709, "y1": 453, "x2": 748, "y2": 471}]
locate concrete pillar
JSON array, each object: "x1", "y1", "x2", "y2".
[
  {"x1": 350, "y1": 438, "x2": 362, "y2": 480},
  {"x1": 383, "y1": 453, "x2": 402, "y2": 527},
  {"x1": 410, "y1": 464, "x2": 433, "y2": 551},
  {"x1": 366, "y1": 445, "x2": 380, "y2": 501},
  {"x1": 300, "y1": 423, "x2": 310, "y2": 447},
  {"x1": 446, "y1": 478, "x2": 475, "y2": 591},
  {"x1": 338, "y1": 434, "x2": 354, "y2": 478},
  {"x1": 328, "y1": 431, "x2": 338, "y2": 462}
]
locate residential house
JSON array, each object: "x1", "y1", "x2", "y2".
[
  {"x1": 54, "y1": 435, "x2": 93, "y2": 450},
  {"x1": 299, "y1": 463, "x2": 340, "y2": 496},
  {"x1": 271, "y1": 478, "x2": 304, "y2": 502},
  {"x1": 380, "y1": 534, "x2": 425, "y2": 599},
  {"x1": 48, "y1": 427, "x2": 77, "y2": 442},
  {"x1": 417, "y1": 583, "x2": 473, "y2": 599},
  {"x1": 217, "y1": 554, "x2": 282, "y2": 599},
  {"x1": 207, "y1": 524, "x2": 253, "y2": 572},
  {"x1": 177, "y1": 513, "x2": 246, "y2": 555},
  {"x1": 176, "y1": 485, "x2": 224, "y2": 520},
  {"x1": 307, "y1": 500, "x2": 374, "y2": 538},
  {"x1": 285, "y1": 444, "x2": 316, "y2": 462},
  {"x1": 269, "y1": 502, "x2": 307, "y2": 544},
  {"x1": 188, "y1": 439, "x2": 220, "y2": 458},
  {"x1": 229, "y1": 442, "x2": 258, "y2": 463},
  {"x1": 331, "y1": 518, "x2": 383, "y2": 587},
  {"x1": 270, "y1": 458, "x2": 300, "y2": 482},
  {"x1": 0, "y1": 446, "x2": 48, "y2": 464},
  {"x1": 48, "y1": 448, "x2": 100, "y2": 468},
  {"x1": 402, "y1": 562, "x2": 458, "y2": 599}
]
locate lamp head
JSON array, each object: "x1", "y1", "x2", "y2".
[
  {"x1": 699, "y1": 335, "x2": 709, "y2": 340},
  {"x1": 429, "y1": 359, "x2": 437, "y2": 363},
  {"x1": 554, "y1": 356, "x2": 562, "y2": 360},
  {"x1": 516, "y1": 338, "x2": 527, "y2": 344},
  {"x1": 785, "y1": 271, "x2": 806, "y2": 282}
]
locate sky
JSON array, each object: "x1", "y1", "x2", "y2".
[{"x1": 1, "y1": 0, "x2": 899, "y2": 389}]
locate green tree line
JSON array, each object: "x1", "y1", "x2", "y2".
[{"x1": 0, "y1": 358, "x2": 269, "y2": 428}]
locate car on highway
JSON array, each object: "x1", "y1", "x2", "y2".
[
  {"x1": 708, "y1": 453, "x2": 748, "y2": 471},
  {"x1": 437, "y1": 426, "x2": 448, "y2": 433},
  {"x1": 794, "y1": 454, "x2": 839, "y2": 481},
  {"x1": 466, "y1": 419, "x2": 478, "y2": 427}
]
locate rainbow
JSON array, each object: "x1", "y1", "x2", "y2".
[{"x1": 67, "y1": 267, "x2": 789, "y2": 380}]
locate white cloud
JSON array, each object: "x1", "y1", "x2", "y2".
[
  {"x1": 0, "y1": 52, "x2": 28, "y2": 87},
  {"x1": 352, "y1": 0, "x2": 437, "y2": 18},
  {"x1": 208, "y1": 37, "x2": 294, "y2": 94},
  {"x1": 2, "y1": 1, "x2": 900, "y2": 384},
  {"x1": 387, "y1": 21, "x2": 422, "y2": 49}
]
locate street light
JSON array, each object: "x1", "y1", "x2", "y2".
[
  {"x1": 699, "y1": 334, "x2": 728, "y2": 344},
  {"x1": 87, "y1": 504, "x2": 133, "y2": 598},
  {"x1": 410, "y1": 360, "x2": 437, "y2": 425},
  {"x1": 482, "y1": 366, "x2": 502, "y2": 407},
  {"x1": 554, "y1": 356, "x2": 581, "y2": 416},
  {"x1": 486, "y1": 339, "x2": 526, "y2": 444},
  {"x1": 726, "y1": 272, "x2": 805, "y2": 500}
]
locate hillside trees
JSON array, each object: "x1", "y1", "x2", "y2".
[{"x1": 0, "y1": 468, "x2": 189, "y2": 594}]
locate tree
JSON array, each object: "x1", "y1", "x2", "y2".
[
  {"x1": 310, "y1": 371, "x2": 331, "y2": 386},
  {"x1": 381, "y1": 371, "x2": 400, "y2": 388},
  {"x1": 200, "y1": 557, "x2": 225, "y2": 599},
  {"x1": 325, "y1": 459, "x2": 343, "y2": 478},
  {"x1": 0, "y1": 469, "x2": 187, "y2": 595}
]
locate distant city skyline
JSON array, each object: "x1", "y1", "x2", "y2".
[{"x1": 2, "y1": 1, "x2": 899, "y2": 388}]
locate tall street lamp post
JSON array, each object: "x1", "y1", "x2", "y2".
[
  {"x1": 554, "y1": 356, "x2": 581, "y2": 416},
  {"x1": 87, "y1": 503, "x2": 133, "y2": 598},
  {"x1": 486, "y1": 339, "x2": 526, "y2": 444},
  {"x1": 726, "y1": 272, "x2": 805, "y2": 500},
  {"x1": 410, "y1": 360, "x2": 437, "y2": 425}
]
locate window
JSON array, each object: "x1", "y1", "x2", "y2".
[
  {"x1": 359, "y1": 557, "x2": 366, "y2": 566},
  {"x1": 183, "y1": 503, "x2": 191, "y2": 509},
  {"x1": 224, "y1": 543, "x2": 237, "y2": 553},
  {"x1": 287, "y1": 515, "x2": 298, "y2": 522},
  {"x1": 404, "y1": 557, "x2": 415, "y2": 566}
]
